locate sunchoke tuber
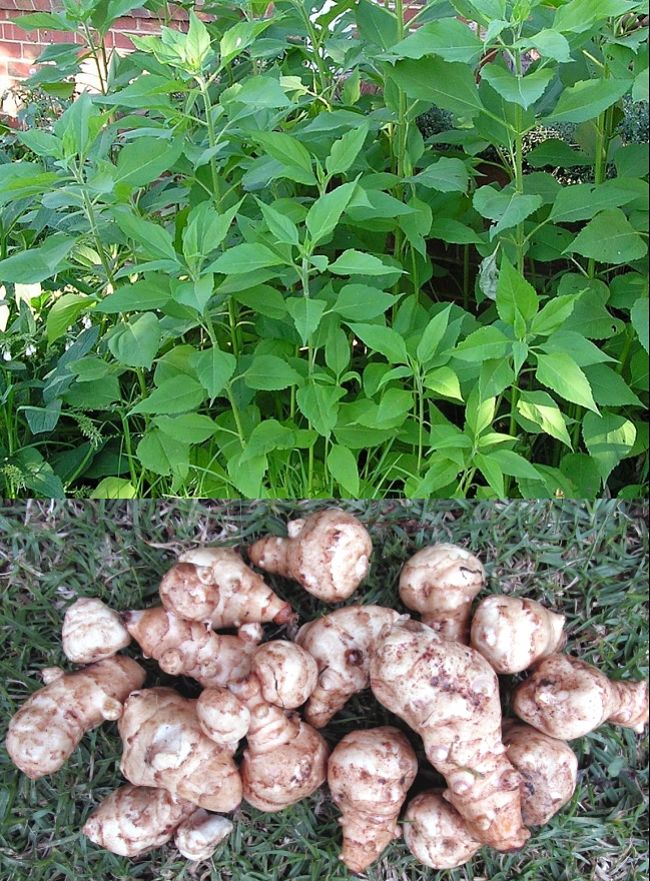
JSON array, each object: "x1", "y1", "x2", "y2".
[
  {"x1": 399, "y1": 544, "x2": 485, "y2": 643},
  {"x1": 369, "y1": 617, "x2": 530, "y2": 851},
  {"x1": 62, "y1": 597, "x2": 131, "y2": 664},
  {"x1": 6, "y1": 656, "x2": 145, "y2": 779},
  {"x1": 174, "y1": 810, "x2": 233, "y2": 861},
  {"x1": 123, "y1": 606, "x2": 257, "y2": 688},
  {"x1": 197, "y1": 687, "x2": 250, "y2": 750},
  {"x1": 230, "y1": 676, "x2": 329, "y2": 812},
  {"x1": 513, "y1": 654, "x2": 649, "y2": 739},
  {"x1": 118, "y1": 688, "x2": 242, "y2": 812},
  {"x1": 327, "y1": 727, "x2": 418, "y2": 873},
  {"x1": 249, "y1": 509, "x2": 372, "y2": 602},
  {"x1": 471, "y1": 595, "x2": 566, "y2": 674},
  {"x1": 251, "y1": 640, "x2": 318, "y2": 708},
  {"x1": 159, "y1": 547, "x2": 293, "y2": 628},
  {"x1": 403, "y1": 790, "x2": 481, "y2": 869},
  {"x1": 83, "y1": 784, "x2": 194, "y2": 857},
  {"x1": 503, "y1": 721, "x2": 578, "y2": 826},
  {"x1": 296, "y1": 605, "x2": 400, "y2": 727}
]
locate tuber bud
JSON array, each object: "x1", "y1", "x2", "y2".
[
  {"x1": 197, "y1": 687, "x2": 251, "y2": 750},
  {"x1": 471, "y1": 595, "x2": 566, "y2": 674},
  {"x1": 251, "y1": 640, "x2": 318, "y2": 709},
  {"x1": 62, "y1": 597, "x2": 131, "y2": 664},
  {"x1": 174, "y1": 809, "x2": 233, "y2": 861},
  {"x1": 399, "y1": 544, "x2": 485, "y2": 643},
  {"x1": 403, "y1": 790, "x2": 481, "y2": 869},
  {"x1": 513, "y1": 654, "x2": 649, "y2": 739},
  {"x1": 249, "y1": 509, "x2": 372, "y2": 602},
  {"x1": 328, "y1": 727, "x2": 418, "y2": 874}
]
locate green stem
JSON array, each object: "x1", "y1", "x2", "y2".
[
  {"x1": 463, "y1": 245, "x2": 471, "y2": 311},
  {"x1": 198, "y1": 78, "x2": 221, "y2": 208},
  {"x1": 77, "y1": 175, "x2": 115, "y2": 288},
  {"x1": 588, "y1": 104, "x2": 612, "y2": 278},
  {"x1": 226, "y1": 384, "x2": 246, "y2": 448},
  {"x1": 81, "y1": 23, "x2": 107, "y2": 94},
  {"x1": 513, "y1": 51, "x2": 525, "y2": 275}
]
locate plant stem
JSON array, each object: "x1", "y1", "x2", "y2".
[
  {"x1": 197, "y1": 77, "x2": 221, "y2": 208},
  {"x1": 76, "y1": 173, "x2": 115, "y2": 288},
  {"x1": 513, "y1": 50, "x2": 526, "y2": 275},
  {"x1": 588, "y1": 104, "x2": 612, "y2": 278}
]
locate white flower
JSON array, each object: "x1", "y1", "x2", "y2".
[
  {"x1": 65, "y1": 341, "x2": 72, "y2": 351},
  {"x1": 82, "y1": 315, "x2": 92, "y2": 329},
  {"x1": 3, "y1": 349, "x2": 11, "y2": 362},
  {"x1": 25, "y1": 344, "x2": 37, "y2": 358}
]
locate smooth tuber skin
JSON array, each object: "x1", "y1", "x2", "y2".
[
  {"x1": 197, "y1": 687, "x2": 251, "y2": 750},
  {"x1": 62, "y1": 597, "x2": 131, "y2": 664},
  {"x1": 174, "y1": 810, "x2": 233, "y2": 861},
  {"x1": 403, "y1": 790, "x2": 481, "y2": 870},
  {"x1": 399, "y1": 544, "x2": 485, "y2": 643},
  {"x1": 119, "y1": 688, "x2": 242, "y2": 812},
  {"x1": 230, "y1": 676, "x2": 329, "y2": 812},
  {"x1": 159, "y1": 547, "x2": 294, "y2": 629},
  {"x1": 249, "y1": 509, "x2": 372, "y2": 602},
  {"x1": 83, "y1": 784, "x2": 195, "y2": 857},
  {"x1": 513, "y1": 654, "x2": 649, "y2": 740},
  {"x1": 327, "y1": 727, "x2": 418, "y2": 874},
  {"x1": 6, "y1": 656, "x2": 145, "y2": 779},
  {"x1": 471, "y1": 595, "x2": 566, "y2": 674},
  {"x1": 251, "y1": 641, "x2": 318, "y2": 709},
  {"x1": 296, "y1": 605, "x2": 400, "y2": 728},
  {"x1": 503, "y1": 721, "x2": 578, "y2": 826},
  {"x1": 123, "y1": 606, "x2": 258, "y2": 688},
  {"x1": 369, "y1": 618, "x2": 530, "y2": 852}
]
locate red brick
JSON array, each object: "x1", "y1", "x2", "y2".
[
  {"x1": 8, "y1": 57, "x2": 36, "y2": 77},
  {"x1": 108, "y1": 30, "x2": 135, "y2": 50},
  {"x1": 133, "y1": 16, "x2": 162, "y2": 32},
  {"x1": 0, "y1": 39, "x2": 23, "y2": 57}
]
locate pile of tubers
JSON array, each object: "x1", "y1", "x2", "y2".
[{"x1": 5, "y1": 508, "x2": 649, "y2": 872}]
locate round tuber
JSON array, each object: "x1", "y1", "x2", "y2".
[
  {"x1": 62, "y1": 597, "x2": 131, "y2": 664},
  {"x1": 251, "y1": 640, "x2": 318, "y2": 709},
  {"x1": 403, "y1": 790, "x2": 482, "y2": 869},
  {"x1": 174, "y1": 809, "x2": 233, "y2": 861}
]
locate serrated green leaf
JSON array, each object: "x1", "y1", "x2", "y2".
[{"x1": 535, "y1": 352, "x2": 599, "y2": 412}]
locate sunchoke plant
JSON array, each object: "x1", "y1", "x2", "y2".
[{"x1": 0, "y1": 0, "x2": 648, "y2": 498}]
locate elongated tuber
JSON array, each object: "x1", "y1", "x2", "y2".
[
  {"x1": 296, "y1": 605, "x2": 399, "y2": 727},
  {"x1": 503, "y1": 721, "x2": 578, "y2": 826},
  {"x1": 399, "y1": 544, "x2": 485, "y2": 643},
  {"x1": 6, "y1": 656, "x2": 145, "y2": 779},
  {"x1": 230, "y1": 676, "x2": 328, "y2": 812},
  {"x1": 62, "y1": 597, "x2": 131, "y2": 664},
  {"x1": 197, "y1": 687, "x2": 250, "y2": 750},
  {"x1": 327, "y1": 727, "x2": 418, "y2": 873},
  {"x1": 83, "y1": 784, "x2": 194, "y2": 857},
  {"x1": 119, "y1": 687, "x2": 242, "y2": 812},
  {"x1": 174, "y1": 810, "x2": 233, "y2": 861},
  {"x1": 471, "y1": 595, "x2": 566, "y2": 674},
  {"x1": 159, "y1": 547, "x2": 293, "y2": 628},
  {"x1": 370, "y1": 617, "x2": 529, "y2": 851},
  {"x1": 403, "y1": 790, "x2": 481, "y2": 869},
  {"x1": 251, "y1": 640, "x2": 318, "y2": 708},
  {"x1": 123, "y1": 606, "x2": 257, "y2": 687},
  {"x1": 249, "y1": 509, "x2": 372, "y2": 602},
  {"x1": 513, "y1": 654, "x2": 649, "y2": 739}
]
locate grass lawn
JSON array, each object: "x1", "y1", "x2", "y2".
[{"x1": 0, "y1": 499, "x2": 648, "y2": 881}]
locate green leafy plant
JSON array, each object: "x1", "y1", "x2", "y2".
[{"x1": 1, "y1": 0, "x2": 648, "y2": 498}]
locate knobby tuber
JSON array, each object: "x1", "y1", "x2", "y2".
[
  {"x1": 159, "y1": 547, "x2": 293, "y2": 628},
  {"x1": 197, "y1": 687, "x2": 250, "y2": 750},
  {"x1": 174, "y1": 810, "x2": 233, "y2": 861},
  {"x1": 230, "y1": 676, "x2": 328, "y2": 812},
  {"x1": 327, "y1": 727, "x2": 418, "y2": 873},
  {"x1": 471, "y1": 595, "x2": 566, "y2": 674},
  {"x1": 399, "y1": 544, "x2": 485, "y2": 643},
  {"x1": 6, "y1": 656, "x2": 145, "y2": 779},
  {"x1": 403, "y1": 790, "x2": 481, "y2": 869},
  {"x1": 503, "y1": 721, "x2": 578, "y2": 826},
  {"x1": 123, "y1": 606, "x2": 258, "y2": 687},
  {"x1": 118, "y1": 688, "x2": 242, "y2": 812},
  {"x1": 370, "y1": 617, "x2": 530, "y2": 851},
  {"x1": 249, "y1": 509, "x2": 372, "y2": 602},
  {"x1": 296, "y1": 605, "x2": 400, "y2": 727},
  {"x1": 62, "y1": 598, "x2": 131, "y2": 664},
  {"x1": 251, "y1": 640, "x2": 318, "y2": 708},
  {"x1": 83, "y1": 784, "x2": 195, "y2": 857},
  {"x1": 513, "y1": 654, "x2": 649, "y2": 739}
]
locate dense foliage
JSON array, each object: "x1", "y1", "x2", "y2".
[{"x1": 0, "y1": 0, "x2": 648, "y2": 498}]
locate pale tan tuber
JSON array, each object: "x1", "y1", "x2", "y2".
[
  {"x1": 513, "y1": 654, "x2": 649, "y2": 739},
  {"x1": 159, "y1": 547, "x2": 293, "y2": 628},
  {"x1": 251, "y1": 640, "x2": 318, "y2": 708},
  {"x1": 296, "y1": 605, "x2": 400, "y2": 728},
  {"x1": 6, "y1": 656, "x2": 145, "y2": 779},
  {"x1": 197, "y1": 687, "x2": 250, "y2": 750},
  {"x1": 83, "y1": 784, "x2": 194, "y2": 857},
  {"x1": 471, "y1": 595, "x2": 566, "y2": 674},
  {"x1": 403, "y1": 790, "x2": 481, "y2": 870},
  {"x1": 174, "y1": 809, "x2": 233, "y2": 861},
  {"x1": 249, "y1": 508, "x2": 372, "y2": 602},
  {"x1": 399, "y1": 544, "x2": 485, "y2": 643},
  {"x1": 62, "y1": 597, "x2": 131, "y2": 664},
  {"x1": 123, "y1": 606, "x2": 257, "y2": 688},
  {"x1": 118, "y1": 687, "x2": 242, "y2": 812},
  {"x1": 327, "y1": 726, "x2": 418, "y2": 873},
  {"x1": 503, "y1": 720, "x2": 578, "y2": 826},
  {"x1": 230, "y1": 676, "x2": 329, "y2": 812},
  {"x1": 369, "y1": 617, "x2": 530, "y2": 851}
]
